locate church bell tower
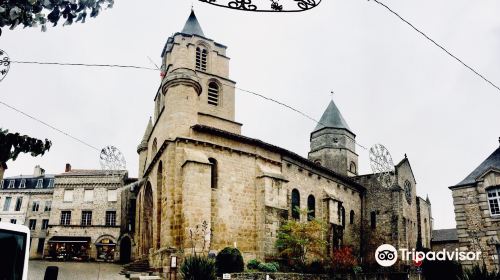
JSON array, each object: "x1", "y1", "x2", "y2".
[
  {"x1": 308, "y1": 100, "x2": 358, "y2": 176},
  {"x1": 154, "y1": 10, "x2": 240, "y2": 139}
]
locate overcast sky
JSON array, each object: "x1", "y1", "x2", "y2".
[{"x1": 1, "y1": 0, "x2": 499, "y2": 230}]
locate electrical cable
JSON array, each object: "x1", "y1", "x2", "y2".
[
  {"x1": 10, "y1": 60, "x2": 157, "y2": 71},
  {"x1": 371, "y1": 0, "x2": 500, "y2": 93},
  {"x1": 5, "y1": 59, "x2": 370, "y2": 150},
  {"x1": 0, "y1": 100, "x2": 101, "y2": 152}
]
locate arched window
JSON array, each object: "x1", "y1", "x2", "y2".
[
  {"x1": 341, "y1": 206, "x2": 346, "y2": 228},
  {"x1": 156, "y1": 161, "x2": 163, "y2": 249},
  {"x1": 208, "y1": 82, "x2": 219, "y2": 106},
  {"x1": 314, "y1": 160, "x2": 321, "y2": 166},
  {"x1": 152, "y1": 138, "x2": 158, "y2": 157},
  {"x1": 349, "y1": 210, "x2": 355, "y2": 225},
  {"x1": 402, "y1": 217, "x2": 407, "y2": 243},
  {"x1": 424, "y1": 218, "x2": 428, "y2": 244},
  {"x1": 370, "y1": 211, "x2": 376, "y2": 229},
  {"x1": 404, "y1": 180, "x2": 412, "y2": 204},
  {"x1": 208, "y1": 158, "x2": 218, "y2": 189},
  {"x1": 196, "y1": 47, "x2": 207, "y2": 71},
  {"x1": 307, "y1": 195, "x2": 315, "y2": 221},
  {"x1": 487, "y1": 186, "x2": 500, "y2": 216},
  {"x1": 349, "y1": 162, "x2": 356, "y2": 174},
  {"x1": 291, "y1": 189, "x2": 300, "y2": 220}
]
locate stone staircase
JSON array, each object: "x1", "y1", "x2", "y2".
[{"x1": 121, "y1": 259, "x2": 154, "y2": 277}]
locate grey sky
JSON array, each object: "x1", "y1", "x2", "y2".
[{"x1": 1, "y1": 0, "x2": 499, "y2": 230}]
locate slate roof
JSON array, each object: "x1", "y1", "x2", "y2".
[
  {"x1": 181, "y1": 10, "x2": 205, "y2": 37},
  {"x1": 432, "y1": 229, "x2": 458, "y2": 243},
  {"x1": 453, "y1": 146, "x2": 500, "y2": 187},
  {"x1": 161, "y1": 10, "x2": 205, "y2": 58},
  {"x1": 58, "y1": 169, "x2": 127, "y2": 177},
  {"x1": 312, "y1": 100, "x2": 353, "y2": 134},
  {"x1": 0, "y1": 175, "x2": 55, "y2": 190},
  {"x1": 192, "y1": 124, "x2": 365, "y2": 192}
]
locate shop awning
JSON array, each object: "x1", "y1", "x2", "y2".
[{"x1": 48, "y1": 236, "x2": 91, "y2": 243}]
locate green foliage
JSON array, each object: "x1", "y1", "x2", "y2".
[
  {"x1": 352, "y1": 266, "x2": 362, "y2": 274},
  {"x1": 246, "y1": 259, "x2": 260, "y2": 270},
  {"x1": 275, "y1": 217, "x2": 327, "y2": 266},
  {"x1": 246, "y1": 259, "x2": 279, "y2": 273},
  {"x1": 0, "y1": 128, "x2": 51, "y2": 166},
  {"x1": 215, "y1": 247, "x2": 244, "y2": 275},
  {"x1": 0, "y1": 0, "x2": 114, "y2": 35},
  {"x1": 461, "y1": 265, "x2": 500, "y2": 280},
  {"x1": 180, "y1": 255, "x2": 216, "y2": 280},
  {"x1": 257, "y1": 262, "x2": 279, "y2": 273}
]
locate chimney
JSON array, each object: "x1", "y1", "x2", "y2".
[
  {"x1": 33, "y1": 165, "x2": 45, "y2": 176},
  {"x1": 65, "y1": 163, "x2": 72, "y2": 173}
]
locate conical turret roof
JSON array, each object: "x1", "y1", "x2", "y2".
[
  {"x1": 137, "y1": 117, "x2": 153, "y2": 153},
  {"x1": 181, "y1": 10, "x2": 205, "y2": 37},
  {"x1": 313, "y1": 100, "x2": 352, "y2": 134}
]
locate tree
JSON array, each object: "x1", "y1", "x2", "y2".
[
  {"x1": 276, "y1": 209, "x2": 328, "y2": 266},
  {"x1": 0, "y1": 0, "x2": 114, "y2": 36},
  {"x1": 0, "y1": 128, "x2": 52, "y2": 176}
]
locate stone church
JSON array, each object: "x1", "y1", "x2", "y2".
[{"x1": 133, "y1": 10, "x2": 432, "y2": 271}]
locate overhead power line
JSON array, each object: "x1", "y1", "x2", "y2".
[
  {"x1": 10, "y1": 60, "x2": 157, "y2": 71},
  {"x1": 4, "y1": 59, "x2": 370, "y2": 150},
  {"x1": 233, "y1": 85, "x2": 369, "y2": 150},
  {"x1": 371, "y1": 0, "x2": 500, "y2": 93},
  {"x1": 0, "y1": 100, "x2": 101, "y2": 152}
]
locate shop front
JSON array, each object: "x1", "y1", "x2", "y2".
[
  {"x1": 96, "y1": 238, "x2": 116, "y2": 261},
  {"x1": 46, "y1": 236, "x2": 91, "y2": 261}
]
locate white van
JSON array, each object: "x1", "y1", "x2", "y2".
[{"x1": 0, "y1": 222, "x2": 30, "y2": 280}]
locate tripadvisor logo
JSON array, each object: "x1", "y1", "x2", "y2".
[
  {"x1": 375, "y1": 244, "x2": 398, "y2": 267},
  {"x1": 375, "y1": 244, "x2": 482, "y2": 267}
]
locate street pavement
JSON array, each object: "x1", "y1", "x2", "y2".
[{"x1": 28, "y1": 260, "x2": 126, "y2": 280}]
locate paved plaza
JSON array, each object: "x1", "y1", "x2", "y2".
[{"x1": 28, "y1": 260, "x2": 126, "y2": 280}]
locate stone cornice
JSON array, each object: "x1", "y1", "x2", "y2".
[{"x1": 161, "y1": 68, "x2": 202, "y2": 96}]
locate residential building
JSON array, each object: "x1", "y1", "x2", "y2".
[
  {"x1": 44, "y1": 164, "x2": 135, "y2": 262},
  {"x1": 450, "y1": 140, "x2": 500, "y2": 270},
  {"x1": 0, "y1": 165, "x2": 54, "y2": 258}
]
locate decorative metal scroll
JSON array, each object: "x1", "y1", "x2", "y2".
[
  {"x1": 99, "y1": 145, "x2": 127, "y2": 172},
  {"x1": 0, "y1": 50, "x2": 10, "y2": 82},
  {"x1": 198, "y1": 0, "x2": 322, "y2": 12},
  {"x1": 369, "y1": 144, "x2": 396, "y2": 189}
]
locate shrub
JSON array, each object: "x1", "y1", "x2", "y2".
[
  {"x1": 180, "y1": 255, "x2": 216, "y2": 280},
  {"x1": 246, "y1": 259, "x2": 279, "y2": 272},
  {"x1": 304, "y1": 260, "x2": 325, "y2": 274},
  {"x1": 276, "y1": 217, "x2": 327, "y2": 266},
  {"x1": 215, "y1": 247, "x2": 244, "y2": 275},
  {"x1": 247, "y1": 259, "x2": 261, "y2": 270},
  {"x1": 257, "y1": 262, "x2": 279, "y2": 272},
  {"x1": 330, "y1": 246, "x2": 358, "y2": 273},
  {"x1": 461, "y1": 265, "x2": 500, "y2": 280}
]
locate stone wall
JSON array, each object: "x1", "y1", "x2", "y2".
[
  {"x1": 216, "y1": 272, "x2": 421, "y2": 280},
  {"x1": 451, "y1": 170, "x2": 500, "y2": 271},
  {"x1": 46, "y1": 172, "x2": 127, "y2": 261},
  {"x1": 27, "y1": 192, "x2": 53, "y2": 258},
  {"x1": 138, "y1": 130, "x2": 364, "y2": 270}
]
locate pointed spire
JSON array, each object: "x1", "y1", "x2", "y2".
[
  {"x1": 137, "y1": 117, "x2": 153, "y2": 153},
  {"x1": 313, "y1": 100, "x2": 352, "y2": 134},
  {"x1": 181, "y1": 10, "x2": 205, "y2": 37},
  {"x1": 426, "y1": 194, "x2": 431, "y2": 204}
]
